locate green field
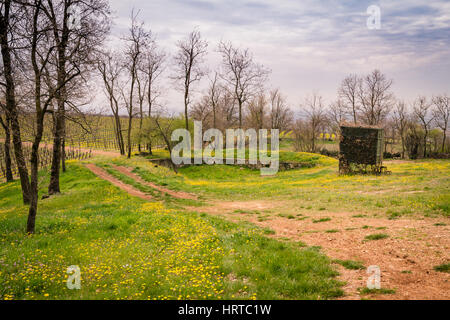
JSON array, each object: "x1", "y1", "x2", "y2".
[
  {"x1": 1, "y1": 152, "x2": 449, "y2": 300},
  {"x1": 0, "y1": 159, "x2": 344, "y2": 300}
]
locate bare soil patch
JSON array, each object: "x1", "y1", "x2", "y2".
[
  {"x1": 195, "y1": 200, "x2": 450, "y2": 300},
  {"x1": 85, "y1": 163, "x2": 153, "y2": 201}
]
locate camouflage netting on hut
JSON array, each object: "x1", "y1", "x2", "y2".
[{"x1": 339, "y1": 124, "x2": 388, "y2": 175}]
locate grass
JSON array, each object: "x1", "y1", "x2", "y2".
[
  {"x1": 364, "y1": 233, "x2": 390, "y2": 241},
  {"x1": 333, "y1": 260, "x2": 365, "y2": 270},
  {"x1": 0, "y1": 163, "x2": 343, "y2": 300},
  {"x1": 433, "y1": 264, "x2": 450, "y2": 273},
  {"x1": 358, "y1": 288, "x2": 396, "y2": 295},
  {"x1": 313, "y1": 218, "x2": 332, "y2": 224},
  {"x1": 2, "y1": 152, "x2": 449, "y2": 301},
  {"x1": 115, "y1": 155, "x2": 450, "y2": 219}
]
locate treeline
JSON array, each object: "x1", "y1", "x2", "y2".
[
  {"x1": 190, "y1": 68, "x2": 449, "y2": 160},
  {"x1": 96, "y1": 14, "x2": 277, "y2": 158},
  {"x1": 0, "y1": 0, "x2": 110, "y2": 233},
  {"x1": 290, "y1": 70, "x2": 449, "y2": 159}
]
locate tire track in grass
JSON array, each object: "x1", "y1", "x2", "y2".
[
  {"x1": 85, "y1": 163, "x2": 153, "y2": 200},
  {"x1": 111, "y1": 164, "x2": 198, "y2": 200}
]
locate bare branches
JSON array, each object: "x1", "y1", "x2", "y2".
[
  {"x1": 338, "y1": 74, "x2": 360, "y2": 124},
  {"x1": 172, "y1": 29, "x2": 208, "y2": 130},
  {"x1": 121, "y1": 11, "x2": 150, "y2": 158},
  {"x1": 413, "y1": 96, "x2": 434, "y2": 158},
  {"x1": 218, "y1": 41, "x2": 270, "y2": 128},
  {"x1": 328, "y1": 99, "x2": 347, "y2": 130},
  {"x1": 269, "y1": 89, "x2": 292, "y2": 131},
  {"x1": 300, "y1": 93, "x2": 327, "y2": 153},
  {"x1": 358, "y1": 70, "x2": 394, "y2": 126},
  {"x1": 393, "y1": 101, "x2": 409, "y2": 158},
  {"x1": 140, "y1": 35, "x2": 165, "y2": 117},
  {"x1": 339, "y1": 70, "x2": 394, "y2": 126},
  {"x1": 432, "y1": 95, "x2": 449, "y2": 152}
]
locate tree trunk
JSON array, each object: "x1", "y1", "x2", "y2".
[
  {"x1": 184, "y1": 90, "x2": 189, "y2": 131},
  {"x1": 48, "y1": 9, "x2": 69, "y2": 195},
  {"x1": 113, "y1": 114, "x2": 125, "y2": 155},
  {"x1": 26, "y1": 121, "x2": 43, "y2": 234},
  {"x1": 423, "y1": 132, "x2": 428, "y2": 158},
  {"x1": 61, "y1": 136, "x2": 66, "y2": 172},
  {"x1": 238, "y1": 101, "x2": 243, "y2": 129},
  {"x1": 0, "y1": 4, "x2": 31, "y2": 203},
  {"x1": 401, "y1": 136, "x2": 406, "y2": 159},
  {"x1": 1, "y1": 117, "x2": 14, "y2": 182},
  {"x1": 48, "y1": 106, "x2": 64, "y2": 195},
  {"x1": 138, "y1": 113, "x2": 143, "y2": 153},
  {"x1": 127, "y1": 115, "x2": 132, "y2": 159},
  {"x1": 147, "y1": 86, "x2": 153, "y2": 155},
  {"x1": 148, "y1": 142, "x2": 152, "y2": 155},
  {"x1": 442, "y1": 130, "x2": 447, "y2": 153}
]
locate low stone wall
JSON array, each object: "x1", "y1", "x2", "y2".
[{"x1": 147, "y1": 157, "x2": 315, "y2": 171}]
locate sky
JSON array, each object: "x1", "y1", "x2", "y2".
[{"x1": 105, "y1": 0, "x2": 450, "y2": 115}]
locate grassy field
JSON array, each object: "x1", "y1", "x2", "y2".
[
  {"x1": 0, "y1": 161, "x2": 343, "y2": 300},
  {"x1": 113, "y1": 153, "x2": 449, "y2": 218},
  {"x1": 1, "y1": 151, "x2": 448, "y2": 300}
]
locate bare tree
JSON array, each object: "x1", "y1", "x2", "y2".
[
  {"x1": 20, "y1": 0, "x2": 110, "y2": 233},
  {"x1": 292, "y1": 119, "x2": 313, "y2": 152},
  {"x1": 26, "y1": 0, "x2": 62, "y2": 233},
  {"x1": 358, "y1": 70, "x2": 394, "y2": 125},
  {"x1": 46, "y1": 0, "x2": 110, "y2": 194},
  {"x1": 136, "y1": 64, "x2": 147, "y2": 153},
  {"x1": 338, "y1": 74, "x2": 360, "y2": 124},
  {"x1": 141, "y1": 36, "x2": 165, "y2": 154},
  {"x1": 218, "y1": 87, "x2": 238, "y2": 130},
  {"x1": 413, "y1": 96, "x2": 434, "y2": 158},
  {"x1": 190, "y1": 95, "x2": 212, "y2": 128},
  {"x1": 172, "y1": 29, "x2": 207, "y2": 131},
  {"x1": 207, "y1": 72, "x2": 220, "y2": 129},
  {"x1": 0, "y1": 0, "x2": 31, "y2": 203},
  {"x1": 97, "y1": 50, "x2": 125, "y2": 155},
  {"x1": 246, "y1": 93, "x2": 266, "y2": 130},
  {"x1": 302, "y1": 93, "x2": 326, "y2": 153},
  {"x1": 392, "y1": 101, "x2": 409, "y2": 158},
  {"x1": 269, "y1": 89, "x2": 293, "y2": 131},
  {"x1": 433, "y1": 95, "x2": 450, "y2": 152},
  {"x1": 218, "y1": 41, "x2": 270, "y2": 128},
  {"x1": 151, "y1": 107, "x2": 184, "y2": 164},
  {"x1": 328, "y1": 99, "x2": 347, "y2": 131},
  {"x1": 0, "y1": 100, "x2": 13, "y2": 181},
  {"x1": 123, "y1": 11, "x2": 149, "y2": 158}
]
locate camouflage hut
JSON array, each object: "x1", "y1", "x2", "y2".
[{"x1": 339, "y1": 124, "x2": 386, "y2": 174}]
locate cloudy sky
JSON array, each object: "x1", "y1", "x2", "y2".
[{"x1": 107, "y1": 0, "x2": 450, "y2": 114}]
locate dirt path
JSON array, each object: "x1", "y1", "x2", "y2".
[
  {"x1": 85, "y1": 163, "x2": 153, "y2": 201},
  {"x1": 192, "y1": 200, "x2": 450, "y2": 300},
  {"x1": 111, "y1": 165, "x2": 197, "y2": 200}
]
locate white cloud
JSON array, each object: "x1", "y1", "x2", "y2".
[{"x1": 104, "y1": 0, "x2": 450, "y2": 112}]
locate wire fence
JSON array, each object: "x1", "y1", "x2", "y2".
[{"x1": 0, "y1": 143, "x2": 92, "y2": 182}]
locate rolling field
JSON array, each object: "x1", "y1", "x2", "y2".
[{"x1": 0, "y1": 152, "x2": 449, "y2": 300}]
